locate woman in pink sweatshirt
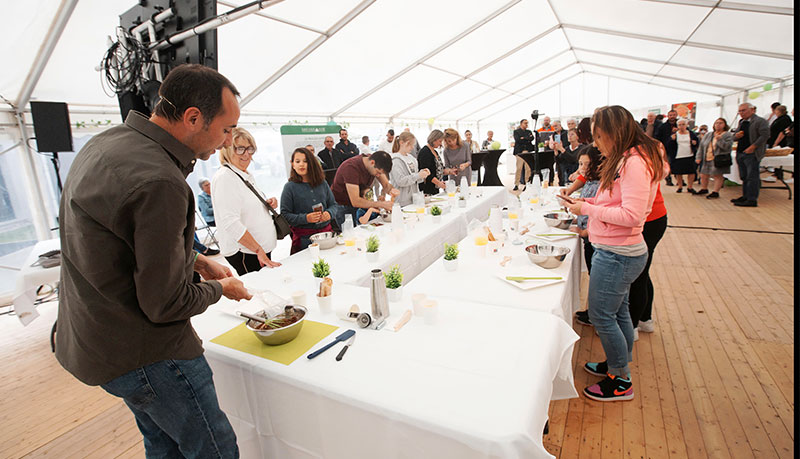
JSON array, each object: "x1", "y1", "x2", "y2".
[{"x1": 561, "y1": 105, "x2": 668, "y2": 402}]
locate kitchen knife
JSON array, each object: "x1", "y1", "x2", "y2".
[
  {"x1": 335, "y1": 334, "x2": 356, "y2": 361},
  {"x1": 307, "y1": 329, "x2": 355, "y2": 359}
]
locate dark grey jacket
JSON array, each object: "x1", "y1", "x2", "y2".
[{"x1": 741, "y1": 114, "x2": 770, "y2": 160}]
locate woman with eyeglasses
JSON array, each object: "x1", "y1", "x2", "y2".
[{"x1": 211, "y1": 127, "x2": 282, "y2": 275}]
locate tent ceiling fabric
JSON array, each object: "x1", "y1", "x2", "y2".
[{"x1": 1, "y1": 0, "x2": 793, "y2": 122}]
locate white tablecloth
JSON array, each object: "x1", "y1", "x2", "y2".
[
  {"x1": 724, "y1": 152, "x2": 794, "y2": 185},
  {"x1": 404, "y1": 205, "x2": 582, "y2": 323},
  {"x1": 194, "y1": 282, "x2": 578, "y2": 459},
  {"x1": 12, "y1": 238, "x2": 61, "y2": 325}
]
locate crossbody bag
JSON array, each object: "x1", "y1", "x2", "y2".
[{"x1": 223, "y1": 165, "x2": 291, "y2": 240}]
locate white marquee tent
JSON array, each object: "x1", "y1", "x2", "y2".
[{"x1": 0, "y1": 0, "x2": 794, "y2": 295}]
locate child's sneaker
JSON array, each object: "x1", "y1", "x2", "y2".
[
  {"x1": 584, "y1": 361, "x2": 608, "y2": 377},
  {"x1": 584, "y1": 374, "x2": 634, "y2": 402}
]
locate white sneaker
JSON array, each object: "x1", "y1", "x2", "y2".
[
  {"x1": 634, "y1": 328, "x2": 639, "y2": 341},
  {"x1": 763, "y1": 176, "x2": 777, "y2": 182},
  {"x1": 785, "y1": 178, "x2": 794, "y2": 184},
  {"x1": 638, "y1": 319, "x2": 655, "y2": 333}
]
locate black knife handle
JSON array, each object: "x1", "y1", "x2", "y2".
[
  {"x1": 307, "y1": 339, "x2": 338, "y2": 359},
  {"x1": 335, "y1": 345, "x2": 349, "y2": 361}
]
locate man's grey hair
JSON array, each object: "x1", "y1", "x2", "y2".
[
  {"x1": 739, "y1": 102, "x2": 754, "y2": 109},
  {"x1": 198, "y1": 177, "x2": 210, "y2": 187}
]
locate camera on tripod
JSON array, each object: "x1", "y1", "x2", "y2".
[{"x1": 530, "y1": 109, "x2": 540, "y2": 121}]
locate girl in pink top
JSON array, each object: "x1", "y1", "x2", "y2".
[{"x1": 561, "y1": 105, "x2": 669, "y2": 402}]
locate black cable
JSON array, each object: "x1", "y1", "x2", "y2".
[{"x1": 667, "y1": 224, "x2": 793, "y2": 235}]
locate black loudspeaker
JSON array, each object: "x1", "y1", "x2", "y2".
[{"x1": 30, "y1": 101, "x2": 73, "y2": 153}]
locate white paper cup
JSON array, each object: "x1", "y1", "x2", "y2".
[
  {"x1": 422, "y1": 299, "x2": 438, "y2": 325},
  {"x1": 309, "y1": 243, "x2": 320, "y2": 258},
  {"x1": 291, "y1": 290, "x2": 307, "y2": 307},
  {"x1": 316, "y1": 294, "x2": 332, "y2": 313},
  {"x1": 412, "y1": 293, "x2": 427, "y2": 315}
]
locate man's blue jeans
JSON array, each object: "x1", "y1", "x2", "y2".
[
  {"x1": 737, "y1": 152, "x2": 761, "y2": 202},
  {"x1": 587, "y1": 247, "x2": 648, "y2": 378},
  {"x1": 101, "y1": 356, "x2": 238, "y2": 458}
]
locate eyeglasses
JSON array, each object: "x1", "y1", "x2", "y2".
[{"x1": 234, "y1": 146, "x2": 255, "y2": 156}]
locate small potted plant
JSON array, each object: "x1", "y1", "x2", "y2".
[
  {"x1": 443, "y1": 243, "x2": 459, "y2": 271},
  {"x1": 430, "y1": 205, "x2": 442, "y2": 224},
  {"x1": 365, "y1": 234, "x2": 380, "y2": 262},
  {"x1": 311, "y1": 258, "x2": 330, "y2": 289},
  {"x1": 458, "y1": 195, "x2": 467, "y2": 208},
  {"x1": 384, "y1": 264, "x2": 404, "y2": 302}
]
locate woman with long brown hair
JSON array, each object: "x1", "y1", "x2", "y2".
[
  {"x1": 280, "y1": 147, "x2": 342, "y2": 254},
  {"x1": 561, "y1": 105, "x2": 669, "y2": 402}
]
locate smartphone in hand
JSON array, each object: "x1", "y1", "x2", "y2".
[
  {"x1": 312, "y1": 203, "x2": 324, "y2": 212},
  {"x1": 556, "y1": 194, "x2": 575, "y2": 204}
]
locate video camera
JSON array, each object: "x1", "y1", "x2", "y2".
[{"x1": 530, "y1": 110, "x2": 543, "y2": 121}]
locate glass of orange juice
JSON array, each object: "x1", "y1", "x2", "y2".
[
  {"x1": 529, "y1": 197, "x2": 539, "y2": 204},
  {"x1": 474, "y1": 236, "x2": 488, "y2": 246},
  {"x1": 508, "y1": 211, "x2": 518, "y2": 220}
]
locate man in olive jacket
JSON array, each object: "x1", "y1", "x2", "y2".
[{"x1": 57, "y1": 64, "x2": 250, "y2": 457}]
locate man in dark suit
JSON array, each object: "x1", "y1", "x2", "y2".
[
  {"x1": 656, "y1": 109, "x2": 679, "y2": 186},
  {"x1": 318, "y1": 136, "x2": 345, "y2": 169},
  {"x1": 513, "y1": 119, "x2": 535, "y2": 191},
  {"x1": 731, "y1": 102, "x2": 770, "y2": 207},
  {"x1": 335, "y1": 129, "x2": 360, "y2": 160}
]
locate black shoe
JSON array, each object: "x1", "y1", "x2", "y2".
[
  {"x1": 734, "y1": 200, "x2": 757, "y2": 207},
  {"x1": 730, "y1": 196, "x2": 746, "y2": 203},
  {"x1": 676, "y1": 187, "x2": 682, "y2": 193},
  {"x1": 584, "y1": 374, "x2": 634, "y2": 402},
  {"x1": 584, "y1": 361, "x2": 608, "y2": 377},
  {"x1": 696, "y1": 189, "x2": 708, "y2": 195},
  {"x1": 203, "y1": 247, "x2": 220, "y2": 256},
  {"x1": 513, "y1": 185, "x2": 519, "y2": 191},
  {"x1": 665, "y1": 176, "x2": 674, "y2": 186},
  {"x1": 706, "y1": 191, "x2": 719, "y2": 199},
  {"x1": 575, "y1": 310, "x2": 592, "y2": 326},
  {"x1": 687, "y1": 188, "x2": 697, "y2": 194}
]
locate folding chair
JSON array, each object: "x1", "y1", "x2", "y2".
[{"x1": 195, "y1": 210, "x2": 219, "y2": 249}]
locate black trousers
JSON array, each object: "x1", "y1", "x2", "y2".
[
  {"x1": 225, "y1": 251, "x2": 271, "y2": 276},
  {"x1": 627, "y1": 215, "x2": 668, "y2": 327}
]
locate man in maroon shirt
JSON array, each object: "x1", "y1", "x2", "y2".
[{"x1": 331, "y1": 151, "x2": 398, "y2": 223}]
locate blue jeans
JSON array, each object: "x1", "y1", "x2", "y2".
[
  {"x1": 737, "y1": 152, "x2": 761, "y2": 202},
  {"x1": 587, "y1": 248, "x2": 648, "y2": 377},
  {"x1": 101, "y1": 356, "x2": 238, "y2": 459}
]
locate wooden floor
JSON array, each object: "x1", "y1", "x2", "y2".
[{"x1": 0, "y1": 176, "x2": 793, "y2": 458}]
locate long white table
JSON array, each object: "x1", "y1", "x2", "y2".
[
  {"x1": 12, "y1": 238, "x2": 61, "y2": 326},
  {"x1": 404, "y1": 206, "x2": 582, "y2": 323},
  {"x1": 194, "y1": 281, "x2": 578, "y2": 459},
  {"x1": 724, "y1": 151, "x2": 794, "y2": 199},
  {"x1": 193, "y1": 187, "x2": 582, "y2": 458}
]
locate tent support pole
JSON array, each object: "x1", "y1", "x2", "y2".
[
  {"x1": 15, "y1": 112, "x2": 53, "y2": 241},
  {"x1": 778, "y1": 79, "x2": 784, "y2": 102}
]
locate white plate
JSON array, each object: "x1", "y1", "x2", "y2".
[
  {"x1": 527, "y1": 232, "x2": 577, "y2": 243},
  {"x1": 495, "y1": 273, "x2": 564, "y2": 290}
]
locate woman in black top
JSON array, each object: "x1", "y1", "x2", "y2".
[
  {"x1": 417, "y1": 129, "x2": 457, "y2": 195},
  {"x1": 768, "y1": 105, "x2": 792, "y2": 147}
]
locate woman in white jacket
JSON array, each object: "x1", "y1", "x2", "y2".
[
  {"x1": 389, "y1": 131, "x2": 429, "y2": 206},
  {"x1": 211, "y1": 127, "x2": 282, "y2": 275}
]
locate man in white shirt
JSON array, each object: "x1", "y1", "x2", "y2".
[
  {"x1": 360, "y1": 136, "x2": 372, "y2": 154},
  {"x1": 378, "y1": 129, "x2": 395, "y2": 152}
]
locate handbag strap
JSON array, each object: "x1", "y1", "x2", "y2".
[{"x1": 223, "y1": 164, "x2": 279, "y2": 217}]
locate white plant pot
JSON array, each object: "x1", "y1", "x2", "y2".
[
  {"x1": 313, "y1": 276, "x2": 324, "y2": 292},
  {"x1": 458, "y1": 199, "x2": 467, "y2": 208},
  {"x1": 366, "y1": 251, "x2": 379, "y2": 262},
  {"x1": 387, "y1": 286, "x2": 403, "y2": 302},
  {"x1": 432, "y1": 215, "x2": 442, "y2": 224},
  {"x1": 443, "y1": 258, "x2": 458, "y2": 271}
]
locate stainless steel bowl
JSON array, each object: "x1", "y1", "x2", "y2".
[
  {"x1": 309, "y1": 231, "x2": 337, "y2": 250},
  {"x1": 245, "y1": 305, "x2": 307, "y2": 345},
  {"x1": 525, "y1": 244, "x2": 571, "y2": 269},
  {"x1": 543, "y1": 212, "x2": 574, "y2": 229}
]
